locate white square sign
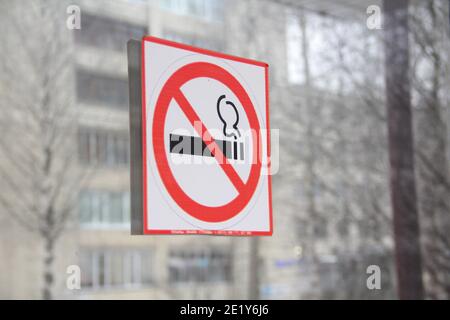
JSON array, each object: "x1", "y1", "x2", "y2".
[{"x1": 141, "y1": 36, "x2": 272, "y2": 235}]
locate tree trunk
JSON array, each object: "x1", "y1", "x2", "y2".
[
  {"x1": 42, "y1": 204, "x2": 56, "y2": 300},
  {"x1": 383, "y1": 0, "x2": 424, "y2": 300},
  {"x1": 416, "y1": 1, "x2": 450, "y2": 299},
  {"x1": 42, "y1": 235, "x2": 55, "y2": 300}
]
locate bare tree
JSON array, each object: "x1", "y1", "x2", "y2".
[
  {"x1": 383, "y1": 0, "x2": 425, "y2": 300},
  {"x1": 269, "y1": 1, "x2": 396, "y2": 299},
  {"x1": 228, "y1": 0, "x2": 448, "y2": 300},
  {"x1": 288, "y1": 6, "x2": 396, "y2": 298},
  {"x1": 327, "y1": 0, "x2": 449, "y2": 299},
  {"x1": 410, "y1": 0, "x2": 450, "y2": 299},
  {"x1": 0, "y1": 0, "x2": 86, "y2": 299}
]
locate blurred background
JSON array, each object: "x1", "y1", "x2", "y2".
[{"x1": 0, "y1": 0, "x2": 448, "y2": 299}]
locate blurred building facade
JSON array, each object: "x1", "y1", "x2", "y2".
[{"x1": 70, "y1": 0, "x2": 243, "y2": 299}]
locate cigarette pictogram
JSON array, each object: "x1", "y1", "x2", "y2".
[{"x1": 169, "y1": 133, "x2": 244, "y2": 160}]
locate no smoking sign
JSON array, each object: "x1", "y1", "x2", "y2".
[{"x1": 141, "y1": 36, "x2": 272, "y2": 235}]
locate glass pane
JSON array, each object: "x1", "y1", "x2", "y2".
[
  {"x1": 78, "y1": 191, "x2": 91, "y2": 225},
  {"x1": 98, "y1": 252, "x2": 105, "y2": 288},
  {"x1": 2, "y1": 0, "x2": 448, "y2": 302},
  {"x1": 110, "y1": 192, "x2": 123, "y2": 223},
  {"x1": 100, "y1": 192, "x2": 110, "y2": 224},
  {"x1": 110, "y1": 252, "x2": 124, "y2": 286},
  {"x1": 80, "y1": 251, "x2": 93, "y2": 288}
]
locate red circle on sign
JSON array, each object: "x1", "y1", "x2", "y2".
[{"x1": 152, "y1": 62, "x2": 262, "y2": 223}]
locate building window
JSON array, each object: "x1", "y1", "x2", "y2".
[
  {"x1": 78, "y1": 127, "x2": 129, "y2": 166},
  {"x1": 80, "y1": 248, "x2": 153, "y2": 289},
  {"x1": 159, "y1": 0, "x2": 223, "y2": 22},
  {"x1": 76, "y1": 69, "x2": 129, "y2": 108},
  {"x1": 79, "y1": 189, "x2": 130, "y2": 228},
  {"x1": 74, "y1": 13, "x2": 147, "y2": 52},
  {"x1": 168, "y1": 249, "x2": 232, "y2": 283}
]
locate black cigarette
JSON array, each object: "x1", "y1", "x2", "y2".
[{"x1": 169, "y1": 134, "x2": 243, "y2": 160}]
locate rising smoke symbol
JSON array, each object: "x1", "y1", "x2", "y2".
[{"x1": 216, "y1": 94, "x2": 241, "y2": 140}]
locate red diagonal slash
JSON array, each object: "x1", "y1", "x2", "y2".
[{"x1": 173, "y1": 88, "x2": 246, "y2": 193}]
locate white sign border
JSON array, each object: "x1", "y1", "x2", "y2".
[{"x1": 141, "y1": 36, "x2": 273, "y2": 236}]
